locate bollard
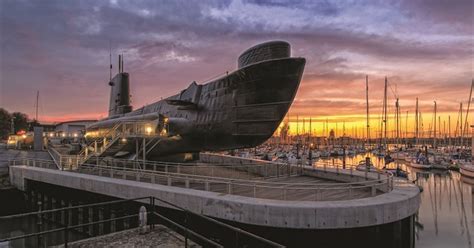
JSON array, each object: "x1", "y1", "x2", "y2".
[{"x1": 139, "y1": 206, "x2": 148, "y2": 234}]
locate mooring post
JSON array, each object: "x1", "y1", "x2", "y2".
[{"x1": 139, "y1": 206, "x2": 148, "y2": 234}]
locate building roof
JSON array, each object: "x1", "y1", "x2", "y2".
[{"x1": 55, "y1": 119, "x2": 97, "y2": 127}]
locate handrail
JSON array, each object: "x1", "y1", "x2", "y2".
[
  {"x1": 0, "y1": 196, "x2": 284, "y2": 247},
  {"x1": 9, "y1": 158, "x2": 392, "y2": 188},
  {"x1": 9, "y1": 158, "x2": 393, "y2": 201},
  {"x1": 79, "y1": 163, "x2": 390, "y2": 188}
]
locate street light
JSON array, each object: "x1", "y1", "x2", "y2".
[{"x1": 10, "y1": 116, "x2": 15, "y2": 134}]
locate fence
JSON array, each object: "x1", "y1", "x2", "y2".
[
  {"x1": 9, "y1": 158, "x2": 393, "y2": 201},
  {"x1": 0, "y1": 196, "x2": 284, "y2": 248}
]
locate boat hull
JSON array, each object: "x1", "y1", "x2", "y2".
[
  {"x1": 409, "y1": 162, "x2": 431, "y2": 170},
  {"x1": 460, "y1": 163, "x2": 474, "y2": 178}
]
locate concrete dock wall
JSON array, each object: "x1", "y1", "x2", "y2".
[{"x1": 10, "y1": 165, "x2": 420, "y2": 230}]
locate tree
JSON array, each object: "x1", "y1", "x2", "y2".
[
  {"x1": 11, "y1": 112, "x2": 29, "y2": 134},
  {"x1": 0, "y1": 108, "x2": 11, "y2": 140}
]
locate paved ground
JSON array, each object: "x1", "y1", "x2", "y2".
[
  {"x1": 0, "y1": 143, "x2": 52, "y2": 173},
  {"x1": 0, "y1": 143, "x2": 52, "y2": 188},
  {"x1": 63, "y1": 225, "x2": 199, "y2": 248}
]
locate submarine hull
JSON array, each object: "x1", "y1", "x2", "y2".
[{"x1": 86, "y1": 41, "x2": 306, "y2": 160}]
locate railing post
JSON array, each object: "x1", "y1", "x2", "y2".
[
  {"x1": 390, "y1": 176, "x2": 394, "y2": 191},
  {"x1": 185, "y1": 178, "x2": 190, "y2": 188},
  {"x1": 250, "y1": 183, "x2": 256, "y2": 199},
  {"x1": 60, "y1": 157, "x2": 63, "y2": 171},
  {"x1": 167, "y1": 176, "x2": 171, "y2": 186},
  {"x1": 37, "y1": 200, "x2": 44, "y2": 248},
  {"x1": 349, "y1": 185, "x2": 353, "y2": 199},
  {"x1": 350, "y1": 166, "x2": 353, "y2": 177},
  {"x1": 151, "y1": 197, "x2": 155, "y2": 230},
  {"x1": 205, "y1": 180, "x2": 210, "y2": 191},
  {"x1": 64, "y1": 207, "x2": 69, "y2": 248},
  {"x1": 228, "y1": 181, "x2": 232, "y2": 194}
]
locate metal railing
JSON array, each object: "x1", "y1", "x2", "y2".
[
  {"x1": 9, "y1": 158, "x2": 393, "y2": 201},
  {"x1": 48, "y1": 120, "x2": 163, "y2": 170},
  {"x1": 0, "y1": 196, "x2": 284, "y2": 248},
  {"x1": 97, "y1": 157, "x2": 301, "y2": 180}
]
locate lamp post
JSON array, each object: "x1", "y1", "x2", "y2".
[{"x1": 10, "y1": 116, "x2": 15, "y2": 134}]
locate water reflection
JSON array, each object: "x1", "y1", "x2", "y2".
[{"x1": 319, "y1": 154, "x2": 473, "y2": 248}]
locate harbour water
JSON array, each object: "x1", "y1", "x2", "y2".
[{"x1": 319, "y1": 153, "x2": 473, "y2": 248}]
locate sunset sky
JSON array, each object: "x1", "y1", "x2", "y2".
[{"x1": 1, "y1": 0, "x2": 472, "y2": 137}]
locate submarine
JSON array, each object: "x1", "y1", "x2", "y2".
[{"x1": 86, "y1": 41, "x2": 306, "y2": 160}]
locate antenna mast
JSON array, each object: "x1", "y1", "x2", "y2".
[{"x1": 109, "y1": 42, "x2": 112, "y2": 80}]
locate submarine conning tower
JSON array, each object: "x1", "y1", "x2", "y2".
[
  {"x1": 108, "y1": 54, "x2": 132, "y2": 117},
  {"x1": 237, "y1": 40, "x2": 290, "y2": 68}
]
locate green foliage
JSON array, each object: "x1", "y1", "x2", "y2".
[
  {"x1": 11, "y1": 112, "x2": 29, "y2": 133},
  {"x1": 0, "y1": 109, "x2": 36, "y2": 140},
  {"x1": 0, "y1": 108, "x2": 11, "y2": 140}
]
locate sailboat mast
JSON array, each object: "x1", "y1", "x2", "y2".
[
  {"x1": 366, "y1": 75, "x2": 370, "y2": 149},
  {"x1": 448, "y1": 115, "x2": 451, "y2": 148},
  {"x1": 405, "y1": 111, "x2": 408, "y2": 146},
  {"x1": 35, "y1": 90, "x2": 39, "y2": 121},
  {"x1": 383, "y1": 77, "x2": 388, "y2": 149},
  {"x1": 433, "y1": 101, "x2": 437, "y2": 148},
  {"x1": 415, "y1": 98, "x2": 419, "y2": 146},
  {"x1": 396, "y1": 98, "x2": 400, "y2": 146},
  {"x1": 461, "y1": 80, "x2": 473, "y2": 147}
]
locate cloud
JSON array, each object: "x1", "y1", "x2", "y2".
[{"x1": 0, "y1": 0, "x2": 472, "y2": 123}]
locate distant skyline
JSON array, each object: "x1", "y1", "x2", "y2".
[{"x1": 1, "y1": 0, "x2": 473, "y2": 134}]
